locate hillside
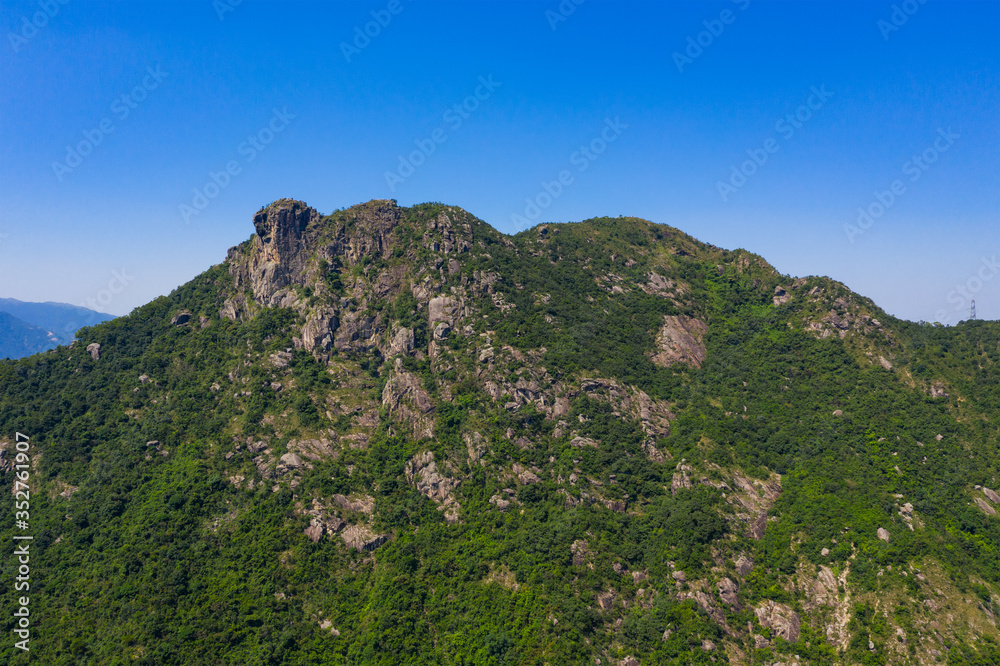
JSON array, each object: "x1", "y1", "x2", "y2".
[{"x1": 0, "y1": 199, "x2": 997, "y2": 665}]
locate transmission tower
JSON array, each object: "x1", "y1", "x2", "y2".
[{"x1": 970, "y1": 300, "x2": 977, "y2": 320}]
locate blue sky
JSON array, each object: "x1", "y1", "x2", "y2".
[{"x1": 1, "y1": 0, "x2": 997, "y2": 324}]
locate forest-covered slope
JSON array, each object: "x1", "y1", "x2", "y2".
[{"x1": 0, "y1": 199, "x2": 997, "y2": 665}]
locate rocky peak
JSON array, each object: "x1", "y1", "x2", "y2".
[{"x1": 232, "y1": 199, "x2": 321, "y2": 306}]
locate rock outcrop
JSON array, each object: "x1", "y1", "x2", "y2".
[
  {"x1": 382, "y1": 363, "x2": 435, "y2": 438},
  {"x1": 754, "y1": 600, "x2": 801, "y2": 643},
  {"x1": 405, "y1": 451, "x2": 460, "y2": 523},
  {"x1": 650, "y1": 315, "x2": 708, "y2": 368}
]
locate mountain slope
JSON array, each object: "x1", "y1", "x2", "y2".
[{"x1": 0, "y1": 199, "x2": 997, "y2": 665}]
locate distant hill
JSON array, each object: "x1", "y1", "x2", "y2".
[
  {"x1": 0, "y1": 298, "x2": 114, "y2": 359},
  {"x1": 0, "y1": 311, "x2": 60, "y2": 359}
]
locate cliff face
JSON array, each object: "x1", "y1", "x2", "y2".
[{"x1": 2, "y1": 199, "x2": 997, "y2": 665}]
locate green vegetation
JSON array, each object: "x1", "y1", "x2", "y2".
[{"x1": 0, "y1": 201, "x2": 997, "y2": 664}]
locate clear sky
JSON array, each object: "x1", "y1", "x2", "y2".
[{"x1": 1, "y1": 0, "x2": 997, "y2": 324}]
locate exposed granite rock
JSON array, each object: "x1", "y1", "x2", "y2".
[
  {"x1": 877, "y1": 527, "x2": 890, "y2": 542},
  {"x1": 405, "y1": 451, "x2": 460, "y2": 522},
  {"x1": 717, "y1": 577, "x2": 740, "y2": 608},
  {"x1": 340, "y1": 524, "x2": 389, "y2": 551},
  {"x1": 983, "y1": 487, "x2": 1000, "y2": 504},
  {"x1": 303, "y1": 501, "x2": 347, "y2": 542},
  {"x1": 464, "y1": 431, "x2": 487, "y2": 464},
  {"x1": 382, "y1": 363, "x2": 435, "y2": 438},
  {"x1": 86, "y1": 343, "x2": 101, "y2": 360},
  {"x1": 930, "y1": 382, "x2": 949, "y2": 398},
  {"x1": 334, "y1": 312, "x2": 377, "y2": 353},
  {"x1": 671, "y1": 463, "x2": 693, "y2": 495},
  {"x1": 301, "y1": 308, "x2": 338, "y2": 353},
  {"x1": 735, "y1": 554, "x2": 753, "y2": 577},
  {"x1": 332, "y1": 493, "x2": 375, "y2": 515},
  {"x1": 727, "y1": 471, "x2": 782, "y2": 540},
  {"x1": 571, "y1": 539, "x2": 588, "y2": 566},
  {"x1": 650, "y1": 315, "x2": 708, "y2": 368},
  {"x1": 384, "y1": 326, "x2": 415, "y2": 358},
  {"x1": 237, "y1": 200, "x2": 321, "y2": 306},
  {"x1": 577, "y1": 377, "x2": 674, "y2": 438},
  {"x1": 288, "y1": 438, "x2": 337, "y2": 462},
  {"x1": 974, "y1": 497, "x2": 997, "y2": 516},
  {"x1": 489, "y1": 494, "x2": 510, "y2": 511},
  {"x1": 754, "y1": 600, "x2": 801, "y2": 642}
]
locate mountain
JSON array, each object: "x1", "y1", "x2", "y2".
[
  {"x1": 0, "y1": 297, "x2": 115, "y2": 346},
  {"x1": 0, "y1": 199, "x2": 997, "y2": 665},
  {"x1": 0, "y1": 310, "x2": 60, "y2": 359}
]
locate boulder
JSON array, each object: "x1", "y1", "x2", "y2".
[
  {"x1": 86, "y1": 343, "x2": 101, "y2": 360},
  {"x1": 717, "y1": 577, "x2": 740, "y2": 608},
  {"x1": 877, "y1": 527, "x2": 890, "y2": 543},
  {"x1": 974, "y1": 497, "x2": 996, "y2": 516},
  {"x1": 983, "y1": 487, "x2": 1000, "y2": 504}
]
